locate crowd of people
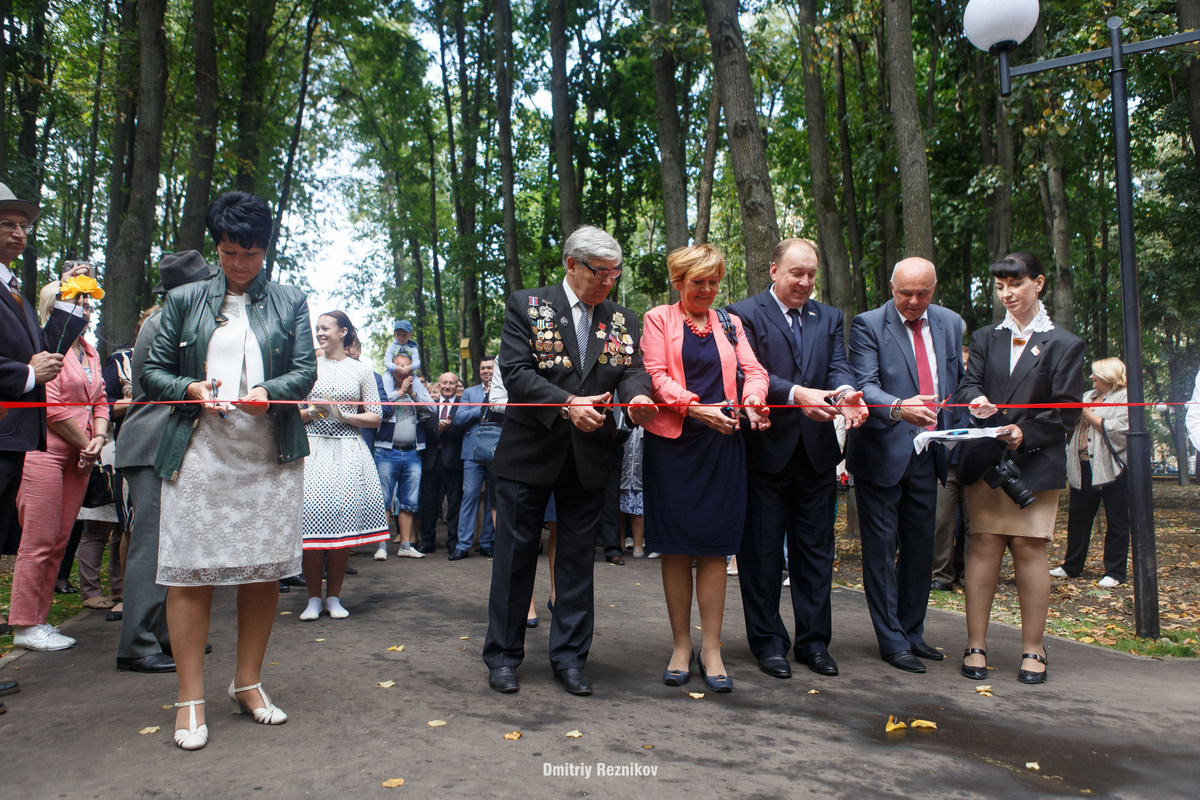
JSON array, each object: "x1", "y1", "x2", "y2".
[{"x1": 0, "y1": 184, "x2": 1168, "y2": 744}]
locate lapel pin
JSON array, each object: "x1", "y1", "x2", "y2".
[{"x1": 1031, "y1": 345, "x2": 1041, "y2": 356}]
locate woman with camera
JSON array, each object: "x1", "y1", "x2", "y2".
[
  {"x1": 956, "y1": 253, "x2": 1084, "y2": 685},
  {"x1": 640, "y1": 244, "x2": 770, "y2": 692}
]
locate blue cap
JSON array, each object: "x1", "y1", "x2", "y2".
[{"x1": 394, "y1": 319, "x2": 413, "y2": 333}]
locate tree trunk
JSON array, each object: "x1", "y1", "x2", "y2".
[
  {"x1": 550, "y1": 0, "x2": 580, "y2": 238},
  {"x1": 494, "y1": 0, "x2": 521, "y2": 295},
  {"x1": 990, "y1": 95, "x2": 1014, "y2": 322},
  {"x1": 834, "y1": 39, "x2": 865, "y2": 315},
  {"x1": 178, "y1": 0, "x2": 219, "y2": 252},
  {"x1": 455, "y1": 0, "x2": 484, "y2": 378},
  {"x1": 105, "y1": 0, "x2": 167, "y2": 354},
  {"x1": 650, "y1": 0, "x2": 689, "y2": 255},
  {"x1": 1179, "y1": 0, "x2": 1200, "y2": 174},
  {"x1": 694, "y1": 87, "x2": 721, "y2": 245},
  {"x1": 427, "y1": 123, "x2": 449, "y2": 378},
  {"x1": 77, "y1": 0, "x2": 110, "y2": 258},
  {"x1": 1040, "y1": 136, "x2": 1073, "y2": 332},
  {"x1": 701, "y1": 0, "x2": 778, "y2": 294},
  {"x1": 104, "y1": 0, "x2": 138, "y2": 277},
  {"x1": 0, "y1": 0, "x2": 8, "y2": 176},
  {"x1": 265, "y1": 0, "x2": 319, "y2": 282},
  {"x1": 15, "y1": 1, "x2": 48, "y2": 299},
  {"x1": 797, "y1": 0, "x2": 853, "y2": 320},
  {"x1": 881, "y1": 0, "x2": 934, "y2": 260},
  {"x1": 233, "y1": 0, "x2": 276, "y2": 194}
]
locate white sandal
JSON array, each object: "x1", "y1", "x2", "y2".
[
  {"x1": 228, "y1": 680, "x2": 287, "y2": 725},
  {"x1": 173, "y1": 699, "x2": 208, "y2": 750}
]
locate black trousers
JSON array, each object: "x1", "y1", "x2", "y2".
[
  {"x1": 483, "y1": 453, "x2": 603, "y2": 671},
  {"x1": 855, "y1": 450, "x2": 938, "y2": 656},
  {"x1": 1063, "y1": 465, "x2": 1129, "y2": 582},
  {"x1": 740, "y1": 444, "x2": 837, "y2": 661},
  {"x1": 0, "y1": 449, "x2": 25, "y2": 555},
  {"x1": 419, "y1": 460, "x2": 463, "y2": 552}
]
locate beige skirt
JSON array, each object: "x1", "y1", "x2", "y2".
[{"x1": 964, "y1": 482, "x2": 1060, "y2": 540}]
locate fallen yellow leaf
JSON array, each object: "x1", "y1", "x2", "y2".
[
  {"x1": 279, "y1": 611, "x2": 292, "y2": 615},
  {"x1": 885, "y1": 715, "x2": 907, "y2": 732},
  {"x1": 974, "y1": 684, "x2": 993, "y2": 693},
  {"x1": 160, "y1": 704, "x2": 172, "y2": 710},
  {"x1": 504, "y1": 731, "x2": 522, "y2": 740},
  {"x1": 687, "y1": 691, "x2": 705, "y2": 699},
  {"x1": 382, "y1": 778, "x2": 405, "y2": 788},
  {"x1": 910, "y1": 719, "x2": 937, "y2": 729},
  {"x1": 314, "y1": 638, "x2": 325, "y2": 642},
  {"x1": 642, "y1": 744, "x2": 654, "y2": 750},
  {"x1": 459, "y1": 636, "x2": 470, "y2": 640},
  {"x1": 378, "y1": 680, "x2": 396, "y2": 688},
  {"x1": 139, "y1": 726, "x2": 160, "y2": 735},
  {"x1": 267, "y1": 662, "x2": 279, "y2": 666},
  {"x1": 565, "y1": 729, "x2": 583, "y2": 738},
  {"x1": 1026, "y1": 761, "x2": 1040, "y2": 771},
  {"x1": 428, "y1": 720, "x2": 447, "y2": 727},
  {"x1": 387, "y1": 645, "x2": 405, "y2": 652},
  {"x1": 808, "y1": 689, "x2": 820, "y2": 695},
  {"x1": 1080, "y1": 636, "x2": 1096, "y2": 643}
]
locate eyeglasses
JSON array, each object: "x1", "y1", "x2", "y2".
[
  {"x1": 0, "y1": 220, "x2": 34, "y2": 236},
  {"x1": 577, "y1": 260, "x2": 623, "y2": 280}
]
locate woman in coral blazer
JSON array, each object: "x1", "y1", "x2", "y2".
[{"x1": 640, "y1": 244, "x2": 769, "y2": 693}]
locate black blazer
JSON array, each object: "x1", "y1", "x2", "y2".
[
  {"x1": 421, "y1": 397, "x2": 464, "y2": 471},
  {"x1": 727, "y1": 292, "x2": 856, "y2": 475},
  {"x1": 0, "y1": 289, "x2": 86, "y2": 453},
  {"x1": 491, "y1": 284, "x2": 652, "y2": 492},
  {"x1": 956, "y1": 322, "x2": 1085, "y2": 490}
]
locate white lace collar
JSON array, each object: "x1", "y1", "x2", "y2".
[{"x1": 996, "y1": 300, "x2": 1054, "y2": 336}]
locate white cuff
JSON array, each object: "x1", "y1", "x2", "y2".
[
  {"x1": 54, "y1": 300, "x2": 88, "y2": 317},
  {"x1": 24, "y1": 366, "x2": 36, "y2": 393}
]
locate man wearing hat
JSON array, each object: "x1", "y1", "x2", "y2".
[
  {"x1": 384, "y1": 319, "x2": 421, "y2": 377},
  {"x1": 0, "y1": 182, "x2": 89, "y2": 709},
  {"x1": 114, "y1": 251, "x2": 217, "y2": 673}
]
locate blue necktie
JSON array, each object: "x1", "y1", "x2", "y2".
[
  {"x1": 787, "y1": 308, "x2": 803, "y2": 370},
  {"x1": 576, "y1": 302, "x2": 591, "y2": 363}
]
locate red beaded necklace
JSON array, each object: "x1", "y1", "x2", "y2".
[{"x1": 683, "y1": 312, "x2": 712, "y2": 337}]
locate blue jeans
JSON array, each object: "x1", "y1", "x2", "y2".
[
  {"x1": 458, "y1": 459, "x2": 494, "y2": 550},
  {"x1": 374, "y1": 446, "x2": 422, "y2": 514}
]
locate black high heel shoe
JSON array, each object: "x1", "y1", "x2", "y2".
[
  {"x1": 662, "y1": 650, "x2": 694, "y2": 686},
  {"x1": 696, "y1": 653, "x2": 732, "y2": 693},
  {"x1": 961, "y1": 648, "x2": 988, "y2": 680},
  {"x1": 1018, "y1": 649, "x2": 1048, "y2": 685}
]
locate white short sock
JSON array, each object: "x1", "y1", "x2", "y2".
[
  {"x1": 325, "y1": 596, "x2": 349, "y2": 619},
  {"x1": 299, "y1": 597, "x2": 322, "y2": 621}
]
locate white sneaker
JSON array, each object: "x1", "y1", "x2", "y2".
[
  {"x1": 395, "y1": 546, "x2": 425, "y2": 559},
  {"x1": 1048, "y1": 567, "x2": 1068, "y2": 578},
  {"x1": 13, "y1": 623, "x2": 76, "y2": 651},
  {"x1": 783, "y1": 577, "x2": 791, "y2": 587},
  {"x1": 647, "y1": 552, "x2": 661, "y2": 559},
  {"x1": 625, "y1": 537, "x2": 634, "y2": 550},
  {"x1": 1097, "y1": 576, "x2": 1121, "y2": 588},
  {"x1": 374, "y1": 547, "x2": 388, "y2": 561}
]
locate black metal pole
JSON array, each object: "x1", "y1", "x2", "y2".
[{"x1": 1107, "y1": 16, "x2": 1160, "y2": 638}]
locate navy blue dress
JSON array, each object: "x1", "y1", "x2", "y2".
[{"x1": 643, "y1": 325, "x2": 747, "y2": 556}]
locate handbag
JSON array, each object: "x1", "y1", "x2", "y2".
[
  {"x1": 472, "y1": 409, "x2": 503, "y2": 464},
  {"x1": 82, "y1": 463, "x2": 115, "y2": 508}
]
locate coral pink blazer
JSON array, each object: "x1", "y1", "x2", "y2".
[
  {"x1": 45, "y1": 339, "x2": 109, "y2": 445},
  {"x1": 640, "y1": 303, "x2": 769, "y2": 440}
]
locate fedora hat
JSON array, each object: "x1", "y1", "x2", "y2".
[
  {"x1": 0, "y1": 182, "x2": 40, "y2": 223},
  {"x1": 153, "y1": 250, "x2": 218, "y2": 293}
]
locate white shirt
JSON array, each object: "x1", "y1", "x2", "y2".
[
  {"x1": 899, "y1": 310, "x2": 941, "y2": 400},
  {"x1": 562, "y1": 278, "x2": 591, "y2": 356},
  {"x1": 1187, "y1": 369, "x2": 1200, "y2": 452}
]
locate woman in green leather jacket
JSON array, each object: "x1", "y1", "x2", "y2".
[{"x1": 142, "y1": 191, "x2": 317, "y2": 751}]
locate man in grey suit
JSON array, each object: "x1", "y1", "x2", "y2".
[
  {"x1": 114, "y1": 251, "x2": 216, "y2": 673},
  {"x1": 845, "y1": 258, "x2": 964, "y2": 673}
]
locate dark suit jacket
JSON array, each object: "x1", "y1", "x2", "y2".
[
  {"x1": 845, "y1": 301, "x2": 965, "y2": 487},
  {"x1": 955, "y1": 323, "x2": 1085, "y2": 490},
  {"x1": 491, "y1": 284, "x2": 651, "y2": 492},
  {"x1": 727, "y1": 292, "x2": 856, "y2": 475},
  {"x1": 0, "y1": 288, "x2": 86, "y2": 453},
  {"x1": 422, "y1": 396, "x2": 464, "y2": 471}
]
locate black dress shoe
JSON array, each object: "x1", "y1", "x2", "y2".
[
  {"x1": 116, "y1": 653, "x2": 177, "y2": 673},
  {"x1": 54, "y1": 582, "x2": 78, "y2": 594},
  {"x1": 605, "y1": 555, "x2": 625, "y2": 565},
  {"x1": 554, "y1": 667, "x2": 593, "y2": 696},
  {"x1": 280, "y1": 575, "x2": 306, "y2": 587},
  {"x1": 911, "y1": 642, "x2": 945, "y2": 661},
  {"x1": 278, "y1": 583, "x2": 291, "y2": 593},
  {"x1": 344, "y1": 566, "x2": 358, "y2": 575},
  {"x1": 448, "y1": 549, "x2": 470, "y2": 561},
  {"x1": 930, "y1": 579, "x2": 953, "y2": 592},
  {"x1": 1018, "y1": 650, "x2": 1048, "y2": 685},
  {"x1": 883, "y1": 650, "x2": 927, "y2": 673},
  {"x1": 105, "y1": 610, "x2": 123, "y2": 622},
  {"x1": 961, "y1": 648, "x2": 988, "y2": 680},
  {"x1": 488, "y1": 666, "x2": 519, "y2": 693},
  {"x1": 526, "y1": 616, "x2": 539, "y2": 628},
  {"x1": 758, "y1": 655, "x2": 792, "y2": 679},
  {"x1": 479, "y1": 547, "x2": 493, "y2": 558},
  {"x1": 0, "y1": 679, "x2": 19, "y2": 696},
  {"x1": 416, "y1": 544, "x2": 436, "y2": 555},
  {"x1": 801, "y1": 650, "x2": 840, "y2": 676}
]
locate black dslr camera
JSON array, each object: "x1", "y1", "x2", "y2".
[{"x1": 984, "y1": 454, "x2": 1036, "y2": 509}]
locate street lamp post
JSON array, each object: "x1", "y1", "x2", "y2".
[{"x1": 965, "y1": 0, "x2": 1200, "y2": 638}]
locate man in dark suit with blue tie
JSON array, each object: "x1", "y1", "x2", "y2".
[
  {"x1": 845, "y1": 257, "x2": 965, "y2": 673},
  {"x1": 728, "y1": 238, "x2": 867, "y2": 680},
  {"x1": 419, "y1": 372, "x2": 466, "y2": 558}
]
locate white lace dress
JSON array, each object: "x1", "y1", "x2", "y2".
[
  {"x1": 300, "y1": 356, "x2": 389, "y2": 550},
  {"x1": 157, "y1": 293, "x2": 305, "y2": 586}
]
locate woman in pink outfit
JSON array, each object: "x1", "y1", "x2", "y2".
[{"x1": 9, "y1": 283, "x2": 108, "y2": 651}]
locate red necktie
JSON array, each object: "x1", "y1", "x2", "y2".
[
  {"x1": 906, "y1": 318, "x2": 936, "y2": 431},
  {"x1": 440, "y1": 401, "x2": 449, "y2": 421}
]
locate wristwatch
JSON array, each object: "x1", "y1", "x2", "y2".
[
  {"x1": 890, "y1": 399, "x2": 903, "y2": 421},
  {"x1": 560, "y1": 394, "x2": 576, "y2": 419}
]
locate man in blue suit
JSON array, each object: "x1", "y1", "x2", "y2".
[
  {"x1": 728, "y1": 238, "x2": 867, "y2": 680},
  {"x1": 454, "y1": 355, "x2": 496, "y2": 557},
  {"x1": 845, "y1": 257, "x2": 965, "y2": 673}
]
